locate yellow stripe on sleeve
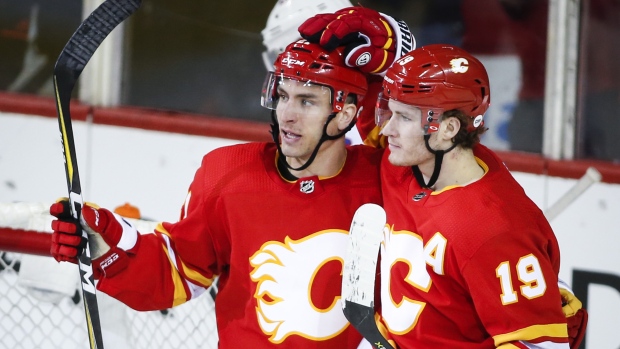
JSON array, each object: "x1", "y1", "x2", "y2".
[
  {"x1": 156, "y1": 222, "x2": 171, "y2": 237},
  {"x1": 180, "y1": 260, "x2": 215, "y2": 288},
  {"x1": 493, "y1": 323, "x2": 568, "y2": 347},
  {"x1": 156, "y1": 224, "x2": 189, "y2": 307},
  {"x1": 160, "y1": 241, "x2": 188, "y2": 307},
  {"x1": 156, "y1": 223, "x2": 215, "y2": 302}
]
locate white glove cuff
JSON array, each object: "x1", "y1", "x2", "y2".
[
  {"x1": 112, "y1": 212, "x2": 139, "y2": 251},
  {"x1": 380, "y1": 13, "x2": 416, "y2": 68}
]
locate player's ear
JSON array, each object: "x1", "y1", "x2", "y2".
[
  {"x1": 440, "y1": 116, "x2": 461, "y2": 141},
  {"x1": 337, "y1": 103, "x2": 357, "y2": 132}
]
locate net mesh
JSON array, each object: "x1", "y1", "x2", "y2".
[{"x1": 0, "y1": 202, "x2": 218, "y2": 349}]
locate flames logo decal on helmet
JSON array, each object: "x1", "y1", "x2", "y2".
[{"x1": 449, "y1": 58, "x2": 469, "y2": 74}]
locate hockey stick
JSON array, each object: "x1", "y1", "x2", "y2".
[
  {"x1": 53, "y1": 1, "x2": 141, "y2": 348},
  {"x1": 544, "y1": 167, "x2": 602, "y2": 221},
  {"x1": 342, "y1": 203, "x2": 394, "y2": 349}
]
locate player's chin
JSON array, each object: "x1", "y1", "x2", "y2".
[
  {"x1": 388, "y1": 153, "x2": 416, "y2": 167},
  {"x1": 280, "y1": 145, "x2": 304, "y2": 159},
  {"x1": 387, "y1": 153, "x2": 406, "y2": 167}
]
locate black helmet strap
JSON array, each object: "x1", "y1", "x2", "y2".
[
  {"x1": 270, "y1": 110, "x2": 354, "y2": 172},
  {"x1": 411, "y1": 134, "x2": 459, "y2": 189}
]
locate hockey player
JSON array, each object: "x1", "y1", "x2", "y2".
[
  {"x1": 373, "y1": 44, "x2": 584, "y2": 348},
  {"x1": 50, "y1": 41, "x2": 378, "y2": 348},
  {"x1": 262, "y1": 0, "x2": 366, "y2": 145},
  {"x1": 48, "y1": 7, "x2": 413, "y2": 344},
  {"x1": 286, "y1": 8, "x2": 587, "y2": 348}
]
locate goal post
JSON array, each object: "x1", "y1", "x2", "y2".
[{"x1": 0, "y1": 202, "x2": 219, "y2": 349}]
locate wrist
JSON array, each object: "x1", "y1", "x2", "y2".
[
  {"x1": 88, "y1": 231, "x2": 111, "y2": 260},
  {"x1": 81, "y1": 206, "x2": 139, "y2": 253},
  {"x1": 93, "y1": 247, "x2": 130, "y2": 278}
]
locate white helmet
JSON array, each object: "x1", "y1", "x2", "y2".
[{"x1": 261, "y1": 0, "x2": 353, "y2": 71}]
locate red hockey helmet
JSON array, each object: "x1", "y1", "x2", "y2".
[
  {"x1": 379, "y1": 44, "x2": 490, "y2": 133},
  {"x1": 261, "y1": 39, "x2": 368, "y2": 114}
]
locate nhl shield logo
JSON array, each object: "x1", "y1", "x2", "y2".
[
  {"x1": 412, "y1": 192, "x2": 426, "y2": 201},
  {"x1": 299, "y1": 180, "x2": 315, "y2": 194}
]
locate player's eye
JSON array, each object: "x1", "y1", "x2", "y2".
[{"x1": 400, "y1": 113, "x2": 412, "y2": 122}]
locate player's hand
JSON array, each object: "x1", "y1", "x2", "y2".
[
  {"x1": 50, "y1": 199, "x2": 85, "y2": 264},
  {"x1": 299, "y1": 6, "x2": 414, "y2": 75},
  {"x1": 560, "y1": 287, "x2": 588, "y2": 348},
  {"x1": 50, "y1": 199, "x2": 139, "y2": 277}
]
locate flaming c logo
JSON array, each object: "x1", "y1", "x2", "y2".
[
  {"x1": 249, "y1": 231, "x2": 349, "y2": 343},
  {"x1": 450, "y1": 58, "x2": 469, "y2": 73}
]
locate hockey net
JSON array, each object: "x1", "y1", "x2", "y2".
[{"x1": 0, "y1": 202, "x2": 218, "y2": 349}]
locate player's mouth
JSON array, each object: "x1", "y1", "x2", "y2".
[
  {"x1": 388, "y1": 141, "x2": 401, "y2": 151},
  {"x1": 281, "y1": 129, "x2": 301, "y2": 142}
]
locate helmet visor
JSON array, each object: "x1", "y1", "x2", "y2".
[
  {"x1": 261, "y1": 71, "x2": 279, "y2": 110},
  {"x1": 375, "y1": 93, "x2": 444, "y2": 134},
  {"x1": 261, "y1": 72, "x2": 333, "y2": 111},
  {"x1": 375, "y1": 92, "x2": 392, "y2": 128}
]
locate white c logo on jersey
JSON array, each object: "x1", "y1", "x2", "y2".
[
  {"x1": 250, "y1": 231, "x2": 349, "y2": 343},
  {"x1": 380, "y1": 225, "x2": 431, "y2": 334}
]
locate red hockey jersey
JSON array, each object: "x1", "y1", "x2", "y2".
[
  {"x1": 378, "y1": 144, "x2": 569, "y2": 348},
  {"x1": 97, "y1": 142, "x2": 383, "y2": 348}
]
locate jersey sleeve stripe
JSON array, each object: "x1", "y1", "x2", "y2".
[
  {"x1": 493, "y1": 323, "x2": 568, "y2": 347},
  {"x1": 158, "y1": 232, "x2": 189, "y2": 307},
  {"x1": 180, "y1": 259, "x2": 216, "y2": 288},
  {"x1": 156, "y1": 224, "x2": 214, "y2": 303}
]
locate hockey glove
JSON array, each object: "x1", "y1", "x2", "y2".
[
  {"x1": 299, "y1": 6, "x2": 414, "y2": 75},
  {"x1": 50, "y1": 199, "x2": 139, "y2": 278},
  {"x1": 559, "y1": 286, "x2": 588, "y2": 349}
]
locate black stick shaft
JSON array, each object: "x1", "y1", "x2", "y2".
[{"x1": 53, "y1": 1, "x2": 141, "y2": 348}]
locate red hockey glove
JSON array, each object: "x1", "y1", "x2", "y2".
[
  {"x1": 50, "y1": 199, "x2": 139, "y2": 278},
  {"x1": 299, "y1": 6, "x2": 414, "y2": 75},
  {"x1": 50, "y1": 199, "x2": 85, "y2": 264},
  {"x1": 559, "y1": 287, "x2": 588, "y2": 349}
]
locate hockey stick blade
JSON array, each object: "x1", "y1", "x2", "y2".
[
  {"x1": 342, "y1": 204, "x2": 394, "y2": 349},
  {"x1": 54, "y1": 0, "x2": 142, "y2": 87},
  {"x1": 53, "y1": 1, "x2": 141, "y2": 348}
]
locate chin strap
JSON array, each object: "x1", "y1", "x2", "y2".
[
  {"x1": 412, "y1": 134, "x2": 459, "y2": 189},
  {"x1": 270, "y1": 110, "x2": 355, "y2": 172}
]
